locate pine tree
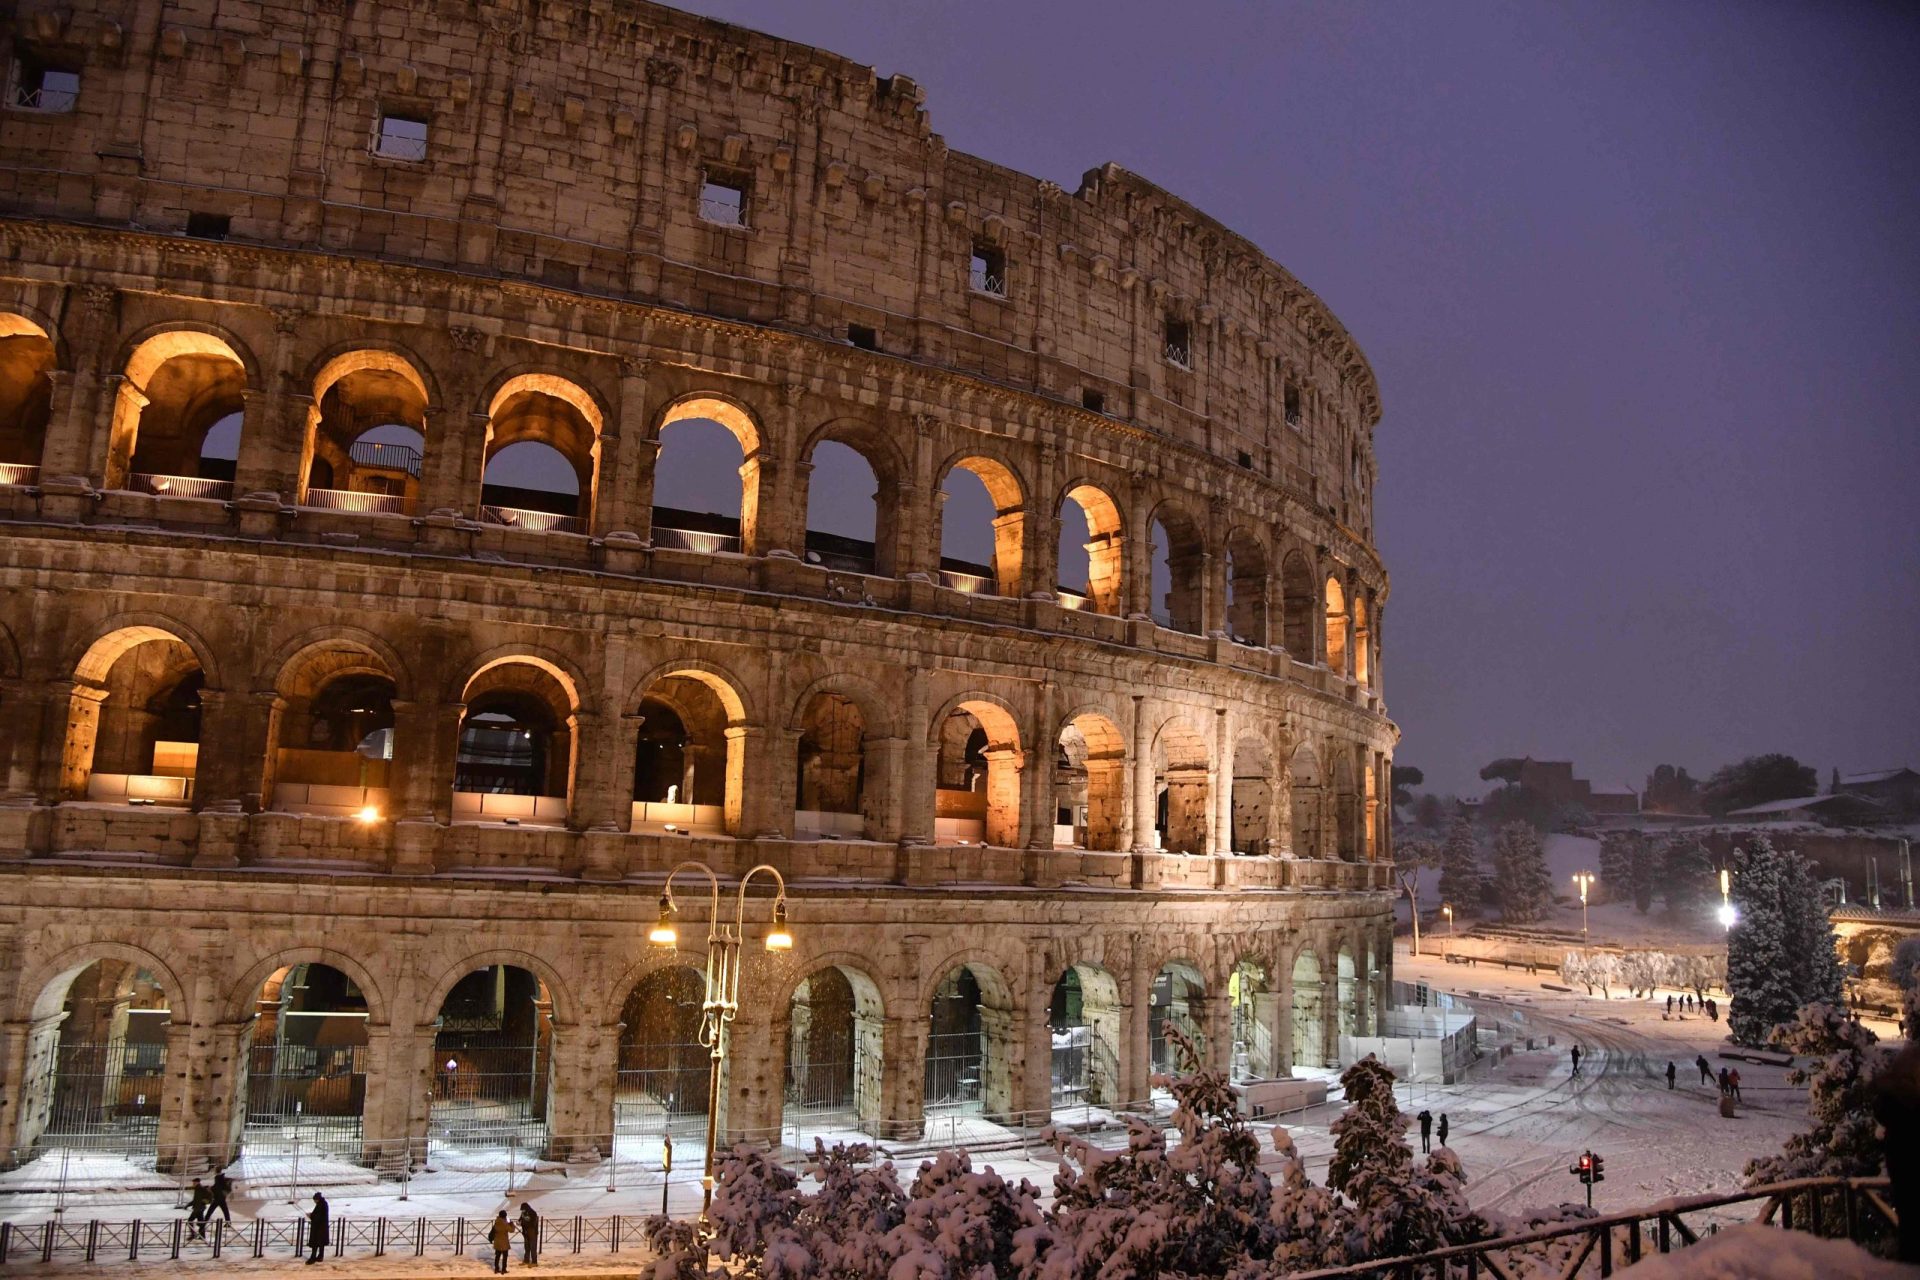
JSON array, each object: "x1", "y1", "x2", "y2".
[
  {"x1": 1727, "y1": 835, "x2": 1844, "y2": 1046},
  {"x1": 1598, "y1": 832, "x2": 1633, "y2": 905},
  {"x1": 1661, "y1": 836, "x2": 1715, "y2": 917},
  {"x1": 1491, "y1": 822, "x2": 1552, "y2": 923},
  {"x1": 1744, "y1": 1003, "x2": 1886, "y2": 1185},
  {"x1": 1627, "y1": 833, "x2": 1658, "y2": 914},
  {"x1": 1438, "y1": 816, "x2": 1483, "y2": 916}
]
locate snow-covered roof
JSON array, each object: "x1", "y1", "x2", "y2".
[
  {"x1": 1840, "y1": 767, "x2": 1917, "y2": 785},
  {"x1": 1589, "y1": 784, "x2": 1637, "y2": 797},
  {"x1": 1725, "y1": 795, "x2": 1835, "y2": 815}
]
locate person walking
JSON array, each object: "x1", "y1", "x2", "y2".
[
  {"x1": 1730, "y1": 1068, "x2": 1743, "y2": 1103},
  {"x1": 1417, "y1": 1109, "x2": 1433, "y2": 1153},
  {"x1": 1666, "y1": 1061, "x2": 1677, "y2": 1090},
  {"x1": 1666, "y1": 994, "x2": 1674, "y2": 1015},
  {"x1": 305, "y1": 1192, "x2": 329, "y2": 1265},
  {"x1": 488, "y1": 1209, "x2": 515, "y2": 1274},
  {"x1": 186, "y1": 1177, "x2": 210, "y2": 1240},
  {"x1": 1718, "y1": 1067, "x2": 1732, "y2": 1097},
  {"x1": 1437, "y1": 1113, "x2": 1450, "y2": 1147},
  {"x1": 1570, "y1": 1045, "x2": 1582, "y2": 1077},
  {"x1": 209, "y1": 1170, "x2": 233, "y2": 1229},
  {"x1": 1697, "y1": 1055, "x2": 1713, "y2": 1086},
  {"x1": 518, "y1": 1202, "x2": 540, "y2": 1266}
]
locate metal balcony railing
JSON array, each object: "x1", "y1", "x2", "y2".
[
  {"x1": 1164, "y1": 342, "x2": 1191, "y2": 368},
  {"x1": 968, "y1": 269, "x2": 1005, "y2": 296},
  {"x1": 12, "y1": 83, "x2": 78, "y2": 113},
  {"x1": 301, "y1": 488, "x2": 412, "y2": 516},
  {"x1": 479, "y1": 505, "x2": 582, "y2": 534},
  {"x1": 133, "y1": 474, "x2": 232, "y2": 500},
  {"x1": 0, "y1": 462, "x2": 40, "y2": 486},
  {"x1": 698, "y1": 196, "x2": 746, "y2": 227},
  {"x1": 651, "y1": 525, "x2": 741, "y2": 555}
]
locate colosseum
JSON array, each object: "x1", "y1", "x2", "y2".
[{"x1": 0, "y1": 0, "x2": 1395, "y2": 1176}]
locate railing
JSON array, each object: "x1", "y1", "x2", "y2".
[
  {"x1": 300, "y1": 488, "x2": 411, "y2": 516},
  {"x1": 968, "y1": 268, "x2": 1006, "y2": 296},
  {"x1": 132, "y1": 474, "x2": 231, "y2": 500},
  {"x1": 0, "y1": 462, "x2": 40, "y2": 486},
  {"x1": 936, "y1": 568, "x2": 994, "y2": 594},
  {"x1": 698, "y1": 196, "x2": 746, "y2": 227},
  {"x1": 651, "y1": 525, "x2": 741, "y2": 555},
  {"x1": 1164, "y1": 342, "x2": 1191, "y2": 368},
  {"x1": 479, "y1": 504, "x2": 582, "y2": 534},
  {"x1": 1289, "y1": 1177, "x2": 1898, "y2": 1279},
  {"x1": 12, "y1": 84, "x2": 79, "y2": 113}
]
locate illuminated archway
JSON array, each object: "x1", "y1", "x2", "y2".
[
  {"x1": 1054, "y1": 710, "x2": 1127, "y2": 851},
  {"x1": 63, "y1": 626, "x2": 206, "y2": 806},
  {"x1": 110, "y1": 330, "x2": 250, "y2": 494},
  {"x1": 1152, "y1": 718, "x2": 1212, "y2": 853},
  {"x1": 936, "y1": 455, "x2": 1025, "y2": 596},
  {"x1": 932, "y1": 695, "x2": 1022, "y2": 847},
  {"x1": 782, "y1": 964, "x2": 885, "y2": 1142},
  {"x1": 430, "y1": 964, "x2": 555, "y2": 1152},
  {"x1": 300, "y1": 349, "x2": 431, "y2": 514},
  {"x1": 1048, "y1": 964, "x2": 1121, "y2": 1114},
  {"x1": 1056, "y1": 484, "x2": 1124, "y2": 615},
  {"x1": 1324, "y1": 577, "x2": 1349, "y2": 676},
  {"x1": 21, "y1": 960, "x2": 173, "y2": 1159},
  {"x1": 238, "y1": 963, "x2": 370, "y2": 1157},
  {"x1": 0, "y1": 311, "x2": 55, "y2": 475}
]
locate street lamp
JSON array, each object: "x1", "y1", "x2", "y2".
[
  {"x1": 1572, "y1": 872, "x2": 1594, "y2": 950},
  {"x1": 1717, "y1": 867, "x2": 1736, "y2": 928},
  {"x1": 647, "y1": 860, "x2": 794, "y2": 1216},
  {"x1": 1442, "y1": 903, "x2": 1454, "y2": 935}
]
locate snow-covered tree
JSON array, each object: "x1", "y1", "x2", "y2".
[
  {"x1": 1660, "y1": 836, "x2": 1715, "y2": 918},
  {"x1": 1727, "y1": 836, "x2": 1844, "y2": 1046},
  {"x1": 1326, "y1": 1055, "x2": 1481, "y2": 1260},
  {"x1": 1744, "y1": 1003, "x2": 1887, "y2": 1185},
  {"x1": 1437, "y1": 816, "x2": 1482, "y2": 917},
  {"x1": 1490, "y1": 822, "x2": 1552, "y2": 923},
  {"x1": 1598, "y1": 831, "x2": 1634, "y2": 906},
  {"x1": 1628, "y1": 834, "x2": 1658, "y2": 914}
]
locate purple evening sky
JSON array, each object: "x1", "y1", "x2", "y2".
[{"x1": 660, "y1": 0, "x2": 1920, "y2": 799}]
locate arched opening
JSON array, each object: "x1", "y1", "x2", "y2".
[
  {"x1": 615, "y1": 966, "x2": 709, "y2": 1160},
  {"x1": 65, "y1": 627, "x2": 205, "y2": 807},
  {"x1": 430, "y1": 965, "x2": 555, "y2": 1152},
  {"x1": 1353, "y1": 595, "x2": 1371, "y2": 686},
  {"x1": 453, "y1": 661, "x2": 575, "y2": 825},
  {"x1": 1332, "y1": 751, "x2": 1359, "y2": 862},
  {"x1": 239, "y1": 963, "x2": 369, "y2": 1159},
  {"x1": 794, "y1": 691, "x2": 867, "y2": 840},
  {"x1": 1149, "y1": 962, "x2": 1207, "y2": 1078},
  {"x1": 802, "y1": 437, "x2": 894, "y2": 576},
  {"x1": 272, "y1": 660, "x2": 396, "y2": 817},
  {"x1": 1229, "y1": 957, "x2": 1280, "y2": 1082},
  {"x1": 1231, "y1": 734, "x2": 1275, "y2": 855},
  {"x1": 933, "y1": 698, "x2": 1022, "y2": 847},
  {"x1": 481, "y1": 378, "x2": 601, "y2": 533},
  {"x1": 300, "y1": 352, "x2": 430, "y2": 514},
  {"x1": 111, "y1": 331, "x2": 250, "y2": 496},
  {"x1": 1225, "y1": 530, "x2": 1269, "y2": 646},
  {"x1": 1048, "y1": 964, "x2": 1121, "y2": 1116},
  {"x1": 1056, "y1": 484, "x2": 1123, "y2": 615},
  {"x1": 631, "y1": 670, "x2": 745, "y2": 836},
  {"x1": 1054, "y1": 712, "x2": 1127, "y2": 851},
  {"x1": 782, "y1": 965, "x2": 885, "y2": 1145},
  {"x1": 1148, "y1": 507, "x2": 1206, "y2": 633},
  {"x1": 1290, "y1": 951, "x2": 1326, "y2": 1070},
  {"x1": 0, "y1": 314, "x2": 57, "y2": 481},
  {"x1": 937, "y1": 457, "x2": 1024, "y2": 596},
  {"x1": 1280, "y1": 551, "x2": 1316, "y2": 658},
  {"x1": 20, "y1": 960, "x2": 171, "y2": 1161},
  {"x1": 651, "y1": 404, "x2": 750, "y2": 554},
  {"x1": 1152, "y1": 719, "x2": 1212, "y2": 854},
  {"x1": 1336, "y1": 947, "x2": 1358, "y2": 1042},
  {"x1": 1324, "y1": 577, "x2": 1349, "y2": 676},
  {"x1": 924, "y1": 963, "x2": 1015, "y2": 1127},
  {"x1": 1289, "y1": 744, "x2": 1323, "y2": 859}
]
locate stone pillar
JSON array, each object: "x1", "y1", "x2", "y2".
[
  {"x1": 1, "y1": 679, "x2": 61, "y2": 803},
  {"x1": 568, "y1": 710, "x2": 631, "y2": 833},
  {"x1": 192, "y1": 689, "x2": 277, "y2": 815},
  {"x1": 1023, "y1": 511, "x2": 1058, "y2": 600},
  {"x1": 40, "y1": 286, "x2": 118, "y2": 492},
  {"x1": 730, "y1": 724, "x2": 787, "y2": 839},
  {"x1": 1018, "y1": 960, "x2": 1053, "y2": 1123},
  {"x1": 1129, "y1": 695, "x2": 1155, "y2": 857},
  {"x1": 191, "y1": 1019, "x2": 254, "y2": 1165},
  {"x1": 153, "y1": 1019, "x2": 199, "y2": 1173},
  {"x1": 1124, "y1": 948, "x2": 1152, "y2": 1105},
  {"x1": 391, "y1": 700, "x2": 461, "y2": 874},
  {"x1": 418, "y1": 407, "x2": 487, "y2": 519},
  {"x1": 878, "y1": 1013, "x2": 926, "y2": 1141},
  {"x1": 1124, "y1": 534, "x2": 1153, "y2": 619},
  {"x1": 1212, "y1": 707, "x2": 1232, "y2": 857},
  {"x1": 723, "y1": 996, "x2": 784, "y2": 1145},
  {"x1": 1202, "y1": 987, "x2": 1232, "y2": 1076},
  {"x1": 596, "y1": 359, "x2": 653, "y2": 543},
  {"x1": 230, "y1": 384, "x2": 310, "y2": 506}
]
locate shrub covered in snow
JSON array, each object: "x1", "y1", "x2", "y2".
[
  {"x1": 1726, "y1": 836, "x2": 1843, "y2": 1046},
  {"x1": 1744, "y1": 1002, "x2": 1887, "y2": 1185}
]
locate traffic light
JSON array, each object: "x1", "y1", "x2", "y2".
[
  {"x1": 1573, "y1": 1152, "x2": 1593, "y2": 1184},
  {"x1": 1590, "y1": 1153, "x2": 1605, "y2": 1183}
]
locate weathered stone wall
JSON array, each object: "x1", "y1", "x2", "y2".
[{"x1": 0, "y1": 0, "x2": 1402, "y2": 1168}]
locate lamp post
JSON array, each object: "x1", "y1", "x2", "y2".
[
  {"x1": 1442, "y1": 903, "x2": 1453, "y2": 935},
  {"x1": 647, "y1": 860, "x2": 794, "y2": 1217},
  {"x1": 1572, "y1": 872, "x2": 1594, "y2": 951},
  {"x1": 1717, "y1": 866, "x2": 1736, "y2": 929}
]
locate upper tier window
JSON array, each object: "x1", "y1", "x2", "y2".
[
  {"x1": 10, "y1": 59, "x2": 78, "y2": 113},
  {"x1": 700, "y1": 175, "x2": 748, "y2": 227},
  {"x1": 969, "y1": 245, "x2": 1006, "y2": 297},
  {"x1": 373, "y1": 114, "x2": 428, "y2": 162},
  {"x1": 1164, "y1": 318, "x2": 1192, "y2": 369},
  {"x1": 1284, "y1": 380, "x2": 1302, "y2": 427}
]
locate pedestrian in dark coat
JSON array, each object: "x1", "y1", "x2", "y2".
[
  {"x1": 1436, "y1": 1113, "x2": 1450, "y2": 1146},
  {"x1": 1730, "y1": 1068, "x2": 1742, "y2": 1102},
  {"x1": 1718, "y1": 1067, "x2": 1732, "y2": 1096},
  {"x1": 488, "y1": 1210, "x2": 514, "y2": 1274},
  {"x1": 186, "y1": 1178, "x2": 210, "y2": 1239},
  {"x1": 1697, "y1": 1055, "x2": 1713, "y2": 1086},
  {"x1": 1666, "y1": 994, "x2": 1674, "y2": 1015},
  {"x1": 305, "y1": 1192, "x2": 329, "y2": 1264},
  {"x1": 209, "y1": 1171, "x2": 233, "y2": 1226},
  {"x1": 518, "y1": 1202, "x2": 540, "y2": 1265},
  {"x1": 1666, "y1": 1061, "x2": 1676, "y2": 1090},
  {"x1": 1417, "y1": 1109, "x2": 1432, "y2": 1153},
  {"x1": 1570, "y1": 1045, "x2": 1582, "y2": 1077}
]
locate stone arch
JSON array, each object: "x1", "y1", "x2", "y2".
[
  {"x1": 421, "y1": 949, "x2": 577, "y2": 1030},
  {"x1": 933, "y1": 450, "x2": 1028, "y2": 597},
  {"x1": 479, "y1": 370, "x2": 609, "y2": 529},
  {"x1": 628, "y1": 660, "x2": 754, "y2": 836},
  {"x1": 232, "y1": 956, "x2": 376, "y2": 1158},
  {"x1": 614, "y1": 962, "x2": 711, "y2": 1148},
  {"x1": 928, "y1": 689, "x2": 1024, "y2": 847},
  {"x1": 1288, "y1": 945, "x2": 1326, "y2": 1070},
  {"x1": 1151, "y1": 713, "x2": 1213, "y2": 853},
  {"x1": 0, "y1": 307, "x2": 57, "y2": 471},
  {"x1": 1324, "y1": 576, "x2": 1350, "y2": 675},
  {"x1": 1330, "y1": 748, "x2": 1359, "y2": 861},
  {"x1": 649, "y1": 393, "x2": 766, "y2": 554},
  {"x1": 263, "y1": 630, "x2": 406, "y2": 814},
  {"x1": 1228, "y1": 951, "x2": 1282, "y2": 1081},
  {"x1": 786, "y1": 671, "x2": 899, "y2": 740},
  {"x1": 21, "y1": 941, "x2": 190, "y2": 1026},
  {"x1": 1055, "y1": 480, "x2": 1126, "y2": 615},
  {"x1": 70, "y1": 616, "x2": 223, "y2": 689},
  {"x1": 1054, "y1": 704, "x2": 1128, "y2": 851},
  {"x1": 1335, "y1": 943, "x2": 1358, "y2": 1040},
  {"x1": 626, "y1": 657, "x2": 752, "y2": 725},
  {"x1": 266, "y1": 626, "x2": 412, "y2": 701},
  {"x1": 425, "y1": 956, "x2": 563, "y2": 1151},
  {"x1": 63, "y1": 620, "x2": 217, "y2": 804},
  {"x1": 458, "y1": 646, "x2": 585, "y2": 713},
  {"x1": 798, "y1": 418, "x2": 909, "y2": 577},
  {"x1": 1047, "y1": 961, "x2": 1122, "y2": 1111},
  {"x1": 1289, "y1": 742, "x2": 1324, "y2": 859},
  {"x1": 1224, "y1": 526, "x2": 1271, "y2": 646},
  {"x1": 1230, "y1": 731, "x2": 1277, "y2": 855},
  {"x1": 653, "y1": 392, "x2": 764, "y2": 456},
  {"x1": 308, "y1": 344, "x2": 436, "y2": 407},
  {"x1": 1149, "y1": 958, "x2": 1208, "y2": 1075},
  {"x1": 300, "y1": 344, "x2": 435, "y2": 510},
  {"x1": 1146, "y1": 498, "x2": 1208, "y2": 633},
  {"x1": 110, "y1": 326, "x2": 256, "y2": 492},
  {"x1": 454, "y1": 655, "x2": 581, "y2": 817},
  {"x1": 1280, "y1": 549, "x2": 1316, "y2": 658},
  {"x1": 922, "y1": 955, "x2": 1018, "y2": 1122},
  {"x1": 780, "y1": 959, "x2": 886, "y2": 1139},
  {"x1": 222, "y1": 946, "x2": 390, "y2": 1026}
]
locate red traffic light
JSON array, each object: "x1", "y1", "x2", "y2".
[{"x1": 1578, "y1": 1154, "x2": 1592, "y2": 1171}]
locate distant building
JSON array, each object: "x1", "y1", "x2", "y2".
[
  {"x1": 1724, "y1": 794, "x2": 1886, "y2": 826},
  {"x1": 1503, "y1": 758, "x2": 1639, "y2": 816},
  {"x1": 1835, "y1": 768, "x2": 1920, "y2": 822}
]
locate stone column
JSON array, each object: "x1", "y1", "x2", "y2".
[
  {"x1": 1018, "y1": 956, "x2": 1053, "y2": 1123},
  {"x1": 878, "y1": 1013, "x2": 926, "y2": 1141},
  {"x1": 231, "y1": 383, "x2": 310, "y2": 507},
  {"x1": 39, "y1": 285, "x2": 118, "y2": 492},
  {"x1": 1, "y1": 678, "x2": 61, "y2": 803},
  {"x1": 417, "y1": 407, "x2": 487, "y2": 519},
  {"x1": 731, "y1": 724, "x2": 788, "y2": 839},
  {"x1": 1130, "y1": 695, "x2": 1155, "y2": 857},
  {"x1": 153, "y1": 1019, "x2": 200, "y2": 1173},
  {"x1": 191, "y1": 689, "x2": 276, "y2": 814},
  {"x1": 1212, "y1": 707, "x2": 1233, "y2": 857},
  {"x1": 391, "y1": 700, "x2": 461, "y2": 874},
  {"x1": 1123, "y1": 947, "x2": 1152, "y2": 1105},
  {"x1": 596, "y1": 359, "x2": 653, "y2": 543}
]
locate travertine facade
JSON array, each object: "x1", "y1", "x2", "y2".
[{"x1": 0, "y1": 0, "x2": 1396, "y2": 1167}]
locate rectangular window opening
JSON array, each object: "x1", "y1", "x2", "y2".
[
  {"x1": 373, "y1": 114, "x2": 429, "y2": 162},
  {"x1": 969, "y1": 244, "x2": 1006, "y2": 296},
  {"x1": 1284, "y1": 381, "x2": 1302, "y2": 426},
  {"x1": 11, "y1": 59, "x2": 79, "y2": 113},
  {"x1": 185, "y1": 212, "x2": 231, "y2": 241},
  {"x1": 699, "y1": 174, "x2": 748, "y2": 227},
  {"x1": 1164, "y1": 317, "x2": 1192, "y2": 369},
  {"x1": 1237, "y1": 450, "x2": 1254, "y2": 469},
  {"x1": 1081, "y1": 388, "x2": 1106, "y2": 414},
  {"x1": 847, "y1": 324, "x2": 878, "y2": 351}
]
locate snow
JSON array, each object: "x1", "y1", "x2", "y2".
[{"x1": 1603, "y1": 1223, "x2": 1912, "y2": 1279}]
